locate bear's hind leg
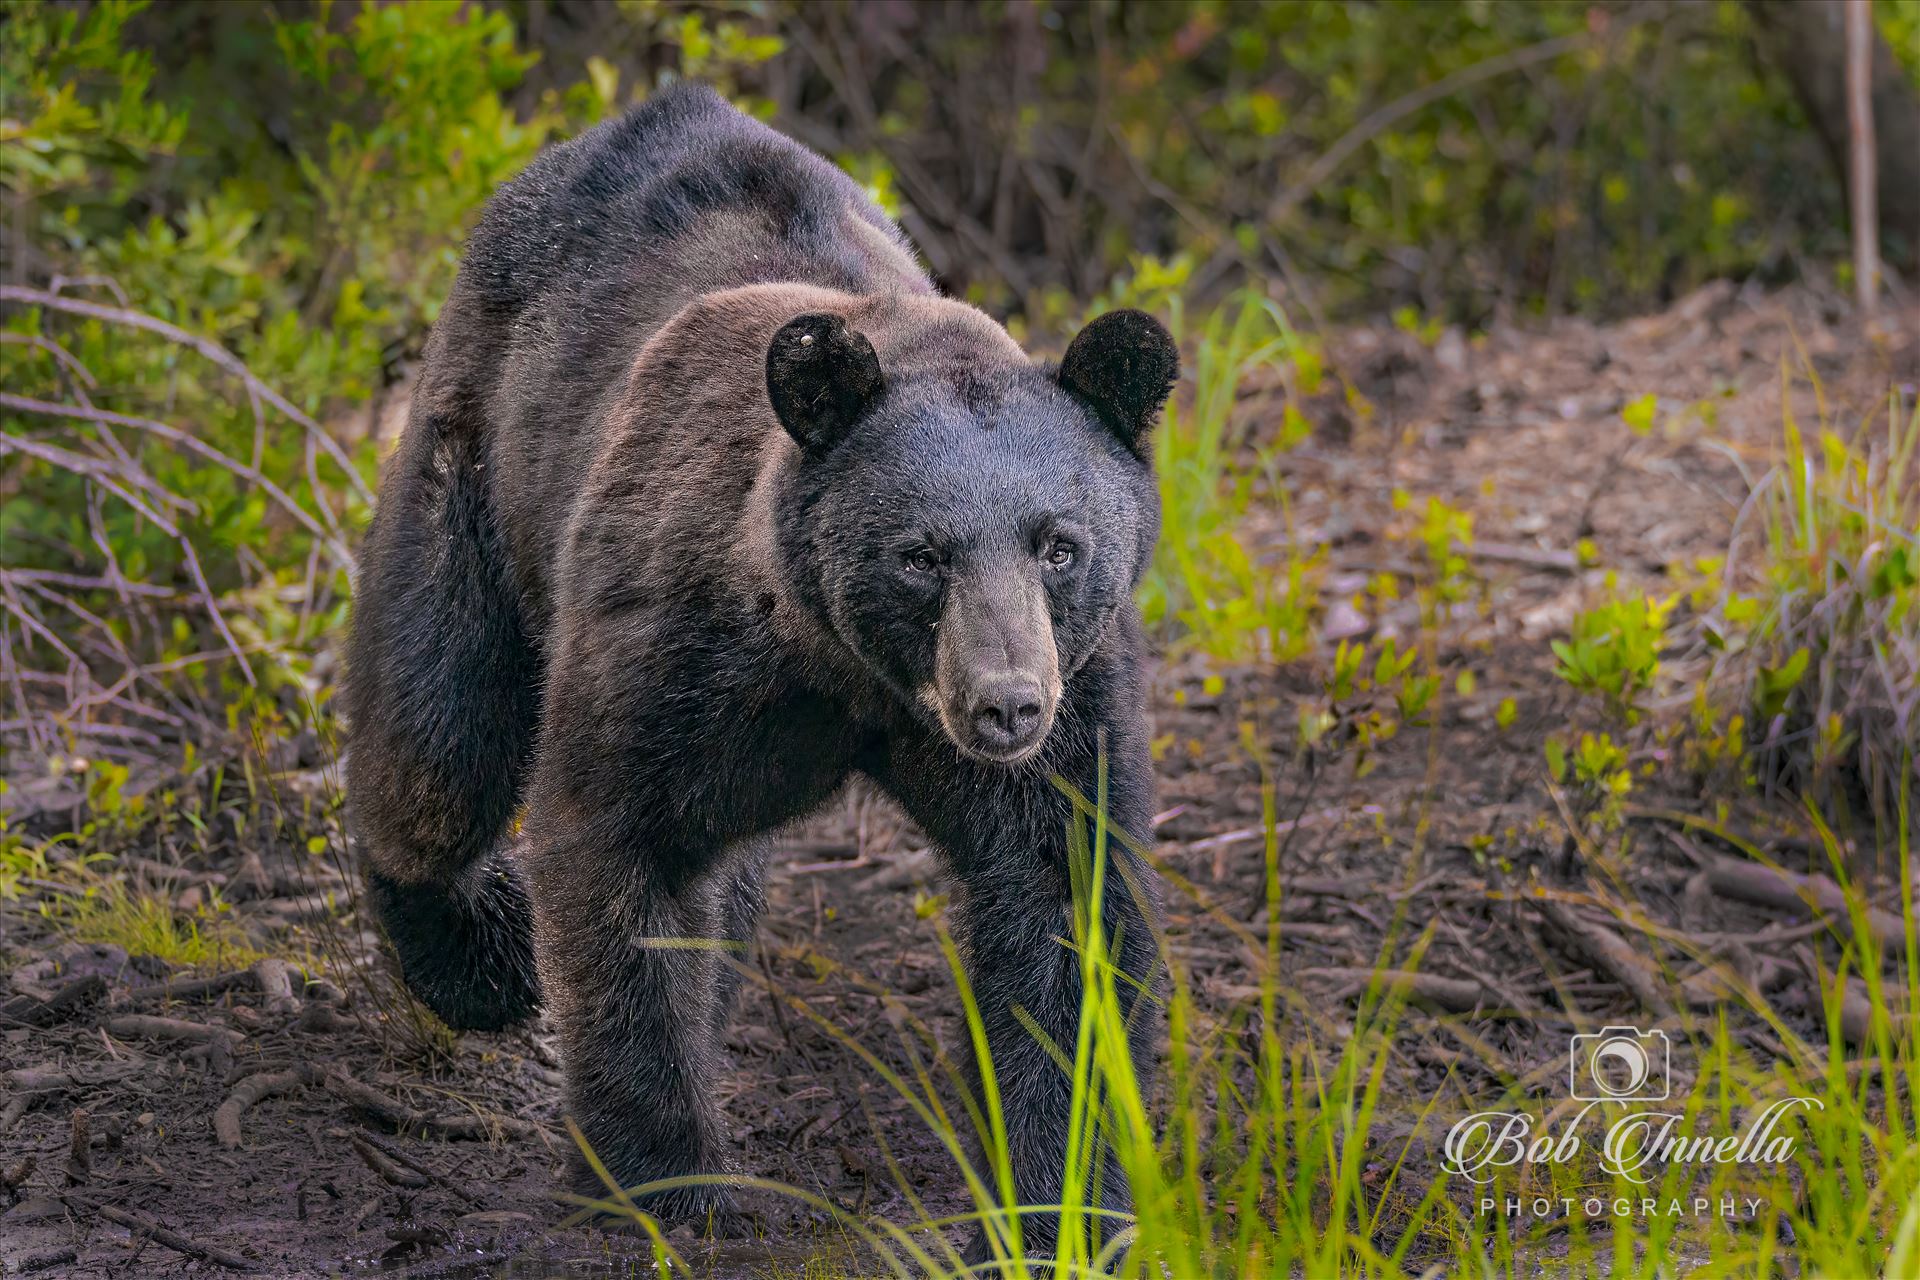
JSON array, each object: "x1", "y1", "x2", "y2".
[{"x1": 345, "y1": 404, "x2": 542, "y2": 1031}]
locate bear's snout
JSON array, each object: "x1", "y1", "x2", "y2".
[
  {"x1": 968, "y1": 672, "x2": 1048, "y2": 757},
  {"x1": 932, "y1": 566, "x2": 1061, "y2": 764}
]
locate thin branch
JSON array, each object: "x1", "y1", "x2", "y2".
[
  {"x1": 0, "y1": 431, "x2": 196, "y2": 518},
  {"x1": 0, "y1": 331, "x2": 98, "y2": 390},
  {"x1": 46, "y1": 274, "x2": 131, "y2": 307},
  {"x1": 1266, "y1": 12, "x2": 1655, "y2": 225},
  {"x1": 0, "y1": 285, "x2": 373, "y2": 503},
  {"x1": 1, "y1": 393, "x2": 355, "y2": 568},
  {"x1": 0, "y1": 569, "x2": 176, "y2": 600}
]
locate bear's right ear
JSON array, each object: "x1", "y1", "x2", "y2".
[
  {"x1": 767, "y1": 312, "x2": 884, "y2": 454},
  {"x1": 1056, "y1": 309, "x2": 1179, "y2": 455}
]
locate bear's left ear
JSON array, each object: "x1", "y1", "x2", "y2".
[
  {"x1": 767, "y1": 312, "x2": 884, "y2": 454},
  {"x1": 1056, "y1": 309, "x2": 1179, "y2": 454}
]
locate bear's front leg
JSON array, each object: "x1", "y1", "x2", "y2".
[
  {"x1": 878, "y1": 680, "x2": 1163, "y2": 1262},
  {"x1": 522, "y1": 817, "x2": 740, "y2": 1229}
]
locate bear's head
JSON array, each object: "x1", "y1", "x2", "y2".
[{"x1": 768, "y1": 304, "x2": 1177, "y2": 764}]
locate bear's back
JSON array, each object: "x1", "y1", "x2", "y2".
[
  {"x1": 424, "y1": 85, "x2": 932, "y2": 634},
  {"x1": 464, "y1": 85, "x2": 929, "y2": 324}
]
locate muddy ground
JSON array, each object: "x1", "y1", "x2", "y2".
[{"x1": 3, "y1": 283, "x2": 1915, "y2": 1278}]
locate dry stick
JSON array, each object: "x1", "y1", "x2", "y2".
[
  {"x1": 1705, "y1": 857, "x2": 1908, "y2": 955},
  {"x1": 15, "y1": 1247, "x2": 76, "y2": 1275},
  {"x1": 62, "y1": 1196, "x2": 257, "y2": 1272},
  {"x1": 0, "y1": 393, "x2": 353, "y2": 565},
  {"x1": 323, "y1": 1069, "x2": 536, "y2": 1142},
  {"x1": 0, "y1": 973, "x2": 108, "y2": 1028},
  {"x1": 347, "y1": 1130, "x2": 478, "y2": 1204},
  {"x1": 1, "y1": 429, "x2": 257, "y2": 684},
  {"x1": 105, "y1": 1014, "x2": 244, "y2": 1047},
  {"x1": 250, "y1": 957, "x2": 300, "y2": 1016},
  {"x1": 1537, "y1": 898, "x2": 1675, "y2": 1019},
  {"x1": 6, "y1": 1062, "x2": 146, "y2": 1093},
  {"x1": 126, "y1": 969, "x2": 255, "y2": 1003},
  {"x1": 0, "y1": 285, "x2": 372, "y2": 504},
  {"x1": 214, "y1": 1064, "x2": 323, "y2": 1150},
  {"x1": 0, "y1": 432, "x2": 193, "y2": 515},
  {"x1": 1, "y1": 569, "x2": 177, "y2": 600},
  {"x1": 0, "y1": 330, "x2": 99, "y2": 390},
  {"x1": 0, "y1": 1095, "x2": 31, "y2": 1135},
  {"x1": 1293, "y1": 967, "x2": 1510, "y2": 1016},
  {"x1": 65, "y1": 1108, "x2": 90, "y2": 1185},
  {"x1": 348, "y1": 1132, "x2": 431, "y2": 1190},
  {"x1": 46, "y1": 273, "x2": 130, "y2": 306},
  {"x1": 1794, "y1": 947, "x2": 1899, "y2": 1045},
  {"x1": 18, "y1": 580, "x2": 198, "y2": 728},
  {"x1": 0, "y1": 584, "x2": 86, "y2": 670}
]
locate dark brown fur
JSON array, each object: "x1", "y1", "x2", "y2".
[{"x1": 344, "y1": 85, "x2": 1174, "y2": 1257}]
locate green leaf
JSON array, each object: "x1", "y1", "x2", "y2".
[{"x1": 1622, "y1": 393, "x2": 1658, "y2": 435}]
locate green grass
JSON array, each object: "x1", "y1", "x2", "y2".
[
  {"x1": 563, "y1": 776, "x2": 1914, "y2": 1278},
  {"x1": 48, "y1": 880, "x2": 265, "y2": 973},
  {"x1": 549, "y1": 313, "x2": 1920, "y2": 1280},
  {"x1": 1740, "y1": 386, "x2": 1919, "y2": 835},
  {"x1": 1140, "y1": 290, "x2": 1323, "y2": 665}
]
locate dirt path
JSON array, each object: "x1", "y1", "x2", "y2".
[{"x1": 2, "y1": 285, "x2": 1913, "y2": 1278}]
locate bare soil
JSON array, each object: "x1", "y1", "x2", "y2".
[{"x1": 3, "y1": 284, "x2": 1915, "y2": 1278}]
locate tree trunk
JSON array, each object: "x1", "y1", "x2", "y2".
[{"x1": 1746, "y1": 0, "x2": 1920, "y2": 268}]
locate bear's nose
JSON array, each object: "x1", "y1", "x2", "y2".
[{"x1": 969, "y1": 674, "x2": 1047, "y2": 756}]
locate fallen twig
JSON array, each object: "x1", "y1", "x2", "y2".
[
  {"x1": 342, "y1": 1130, "x2": 478, "y2": 1204},
  {"x1": 1183, "y1": 804, "x2": 1384, "y2": 854},
  {"x1": 15, "y1": 1247, "x2": 76, "y2": 1274},
  {"x1": 250, "y1": 957, "x2": 300, "y2": 1016},
  {"x1": 1293, "y1": 967, "x2": 1514, "y2": 1015},
  {"x1": 214, "y1": 1064, "x2": 323, "y2": 1150},
  {"x1": 1537, "y1": 897, "x2": 1674, "y2": 1018},
  {"x1": 63, "y1": 1195, "x2": 257, "y2": 1271},
  {"x1": 1706, "y1": 857, "x2": 1908, "y2": 955},
  {"x1": 125, "y1": 970, "x2": 255, "y2": 1003},
  {"x1": 66, "y1": 1109, "x2": 90, "y2": 1185},
  {"x1": 323, "y1": 1069, "x2": 536, "y2": 1142},
  {"x1": 1, "y1": 973, "x2": 108, "y2": 1028},
  {"x1": 6, "y1": 1062, "x2": 145, "y2": 1093},
  {"x1": 349, "y1": 1132, "x2": 430, "y2": 1189},
  {"x1": 105, "y1": 1014, "x2": 243, "y2": 1047}
]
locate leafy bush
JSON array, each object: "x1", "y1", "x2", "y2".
[
  {"x1": 748, "y1": 0, "x2": 1851, "y2": 324},
  {"x1": 1, "y1": 0, "x2": 632, "y2": 751},
  {"x1": 1710, "y1": 394, "x2": 1920, "y2": 834},
  {"x1": 1553, "y1": 577, "x2": 1676, "y2": 726}
]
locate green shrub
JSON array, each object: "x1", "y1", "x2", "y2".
[
  {"x1": 1, "y1": 0, "x2": 629, "y2": 731},
  {"x1": 1553, "y1": 576, "x2": 1676, "y2": 726},
  {"x1": 1717, "y1": 395, "x2": 1919, "y2": 833},
  {"x1": 1141, "y1": 289, "x2": 1323, "y2": 665}
]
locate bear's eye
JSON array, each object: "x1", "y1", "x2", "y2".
[
  {"x1": 905, "y1": 548, "x2": 941, "y2": 573},
  {"x1": 1044, "y1": 540, "x2": 1078, "y2": 568}
]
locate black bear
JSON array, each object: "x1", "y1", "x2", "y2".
[{"x1": 344, "y1": 83, "x2": 1174, "y2": 1252}]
